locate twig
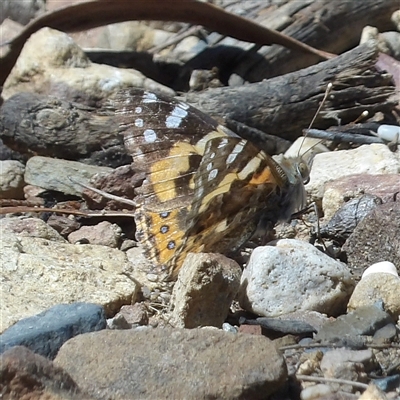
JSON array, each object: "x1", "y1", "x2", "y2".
[
  {"x1": 296, "y1": 374, "x2": 369, "y2": 390},
  {"x1": 304, "y1": 128, "x2": 384, "y2": 144}
]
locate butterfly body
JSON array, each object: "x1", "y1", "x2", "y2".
[{"x1": 113, "y1": 88, "x2": 308, "y2": 277}]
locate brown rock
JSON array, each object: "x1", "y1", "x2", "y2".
[
  {"x1": 322, "y1": 173, "x2": 400, "y2": 220},
  {"x1": 343, "y1": 201, "x2": 400, "y2": 278},
  {"x1": 54, "y1": 328, "x2": 287, "y2": 399},
  {"x1": 68, "y1": 221, "x2": 122, "y2": 248},
  {"x1": 0, "y1": 346, "x2": 93, "y2": 400},
  {"x1": 118, "y1": 303, "x2": 149, "y2": 325},
  {"x1": 169, "y1": 253, "x2": 242, "y2": 328}
]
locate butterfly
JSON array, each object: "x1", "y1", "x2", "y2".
[{"x1": 113, "y1": 88, "x2": 309, "y2": 278}]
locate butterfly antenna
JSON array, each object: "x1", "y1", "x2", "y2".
[{"x1": 298, "y1": 82, "x2": 333, "y2": 159}]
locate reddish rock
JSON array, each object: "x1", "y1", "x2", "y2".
[{"x1": 0, "y1": 346, "x2": 93, "y2": 400}]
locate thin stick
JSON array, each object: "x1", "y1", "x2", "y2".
[{"x1": 296, "y1": 374, "x2": 369, "y2": 390}]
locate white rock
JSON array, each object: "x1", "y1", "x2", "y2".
[
  {"x1": 3, "y1": 27, "x2": 174, "y2": 100},
  {"x1": 238, "y1": 239, "x2": 355, "y2": 317},
  {"x1": 347, "y1": 272, "x2": 400, "y2": 319},
  {"x1": 300, "y1": 384, "x2": 333, "y2": 400},
  {"x1": 362, "y1": 261, "x2": 398, "y2": 279},
  {"x1": 306, "y1": 144, "x2": 400, "y2": 202},
  {"x1": 377, "y1": 124, "x2": 400, "y2": 143},
  {"x1": 0, "y1": 160, "x2": 25, "y2": 199}
]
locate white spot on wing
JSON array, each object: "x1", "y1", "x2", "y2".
[
  {"x1": 135, "y1": 118, "x2": 144, "y2": 127},
  {"x1": 178, "y1": 102, "x2": 190, "y2": 110},
  {"x1": 238, "y1": 155, "x2": 262, "y2": 180},
  {"x1": 142, "y1": 92, "x2": 158, "y2": 103},
  {"x1": 135, "y1": 106, "x2": 142, "y2": 113},
  {"x1": 165, "y1": 106, "x2": 188, "y2": 128},
  {"x1": 209, "y1": 152, "x2": 216, "y2": 159},
  {"x1": 226, "y1": 142, "x2": 245, "y2": 164},
  {"x1": 143, "y1": 129, "x2": 157, "y2": 143},
  {"x1": 217, "y1": 138, "x2": 229, "y2": 148},
  {"x1": 208, "y1": 169, "x2": 218, "y2": 181},
  {"x1": 206, "y1": 163, "x2": 213, "y2": 171}
]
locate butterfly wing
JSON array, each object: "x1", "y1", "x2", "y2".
[
  {"x1": 112, "y1": 88, "x2": 238, "y2": 267},
  {"x1": 169, "y1": 136, "x2": 290, "y2": 276}
]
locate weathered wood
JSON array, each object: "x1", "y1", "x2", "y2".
[
  {"x1": 0, "y1": 92, "x2": 130, "y2": 167},
  {"x1": 200, "y1": 0, "x2": 399, "y2": 82},
  {"x1": 0, "y1": 43, "x2": 396, "y2": 161},
  {"x1": 183, "y1": 42, "x2": 397, "y2": 142}
]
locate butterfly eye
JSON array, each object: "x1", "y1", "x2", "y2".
[{"x1": 297, "y1": 161, "x2": 310, "y2": 185}]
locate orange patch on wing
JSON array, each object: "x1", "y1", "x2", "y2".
[
  {"x1": 145, "y1": 209, "x2": 186, "y2": 265},
  {"x1": 249, "y1": 167, "x2": 275, "y2": 185}
]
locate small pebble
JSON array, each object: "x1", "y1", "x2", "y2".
[
  {"x1": 300, "y1": 384, "x2": 333, "y2": 400},
  {"x1": 362, "y1": 261, "x2": 398, "y2": 279},
  {"x1": 222, "y1": 323, "x2": 238, "y2": 333},
  {"x1": 372, "y1": 374, "x2": 400, "y2": 392},
  {"x1": 377, "y1": 124, "x2": 400, "y2": 143}
]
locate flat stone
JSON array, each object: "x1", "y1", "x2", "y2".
[
  {"x1": 315, "y1": 304, "x2": 394, "y2": 342},
  {"x1": 322, "y1": 173, "x2": 400, "y2": 220},
  {"x1": 68, "y1": 221, "x2": 122, "y2": 248},
  {"x1": 1, "y1": 226, "x2": 138, "y2": 332},
  {"x1": 169, "y1": 253, "x2": 242, "y2": 328},
  {"x1": 307, "y1": 144, "x2": 400, "y2": 203},
  {"x1": 0, "y1": 303, "x2": 106, "y2": 359},
  {"x1": 24, "y1": 156, "x2": 112, "y2": 197},
  {"x1": 54, "y1": 328, "x2": 287, "y2": 399}
]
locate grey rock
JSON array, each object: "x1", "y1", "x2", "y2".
[
  {"x1": 0, "y1": 346, "x2": 93, "y2": 399},
  {"x1": 54, "y1": 328, "x2": 287, "y2": 399},
  {"x1": 25, "y1": 156, "x2": 112, "y2": 197},
  {"x1": 307, "y1": 144, "x2": 400, "y2": 203},
  {"x1": 320, "y1": 194, "x2": 382, "y2": 244},
  {"x1": 373, "y1": 374, "x2": 400, "y2": 392},
  {"x1": 373, "y1": 323, "x2": 398, "y2": 342},
  {"x1": 0, "y1": 303, "x2": 106, "y2": 360},
  {"x1": 315, "y1": 304, "x2": 394, "y2": 343},
  {"x1": 320, "y1": 348, "x2": 377, "y2": 379},
  {"x1": 343, "y1": 201, "x2": 400, "y2": 279},
  {"x1": 169, "y1": 253, "x2": 242, "y2": 328},
  {"x1": 1, "y1": 0, "x2": 45, "y2": 25}
]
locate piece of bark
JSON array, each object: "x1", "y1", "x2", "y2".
[
  {"x1": 182, "y1": 42, "x2": 397, "y2": 142},
  {"x1": 0, "y1": 43, "x2": 396, "y2": 160},
  {"x1": 0, "y1": 92, "x2": 130, "y2": 167},
  {"x1": 206, "y1": 0, "x2": 399, "y2": 82}
]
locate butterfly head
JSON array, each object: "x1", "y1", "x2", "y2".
[{"x1": 274, "y1": 154, "x2": 312, "y2": 220}]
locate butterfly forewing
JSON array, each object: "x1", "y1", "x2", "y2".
[{"x1": 112, "y1": 89, "x2": 241, "y2": 267}]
